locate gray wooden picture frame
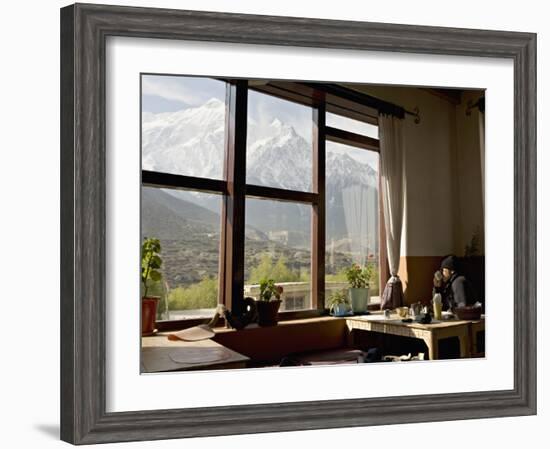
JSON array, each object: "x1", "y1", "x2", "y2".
[{"x1": 60, "y1": 2, "x2": 537, "y2": 445}]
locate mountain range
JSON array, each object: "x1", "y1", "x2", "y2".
[{"x1": 141, "y1": 98, "x2": 379, "y2": 286}]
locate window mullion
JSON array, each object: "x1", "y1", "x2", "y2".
[
  {"x1": 312, "y1": 103, "x2": 326, "y2": 311},
  {"x1": 220, "y1": 80, "x2": 248, "y2": 315}
]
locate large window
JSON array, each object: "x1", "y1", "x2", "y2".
[{"x1": 141, "y1": 75, "x2": 381, "y2": 323}]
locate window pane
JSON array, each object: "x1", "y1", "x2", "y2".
[
  {"x1": 326, "y1": 112, "x2": 379, "y2": 139},
  {"x1": 141, "y1": 186, "x2": 221, "y2": 320},
  {"x1": 325, "y1": 142, "x2": 380, "y2": 306},
  {"x1": 141, "y1": 75, "x2": 226, "y2": 179},
  {"x1": 247, "y1": 90, "x2": 313, "y2": 192},
  {"x1": 244, "y1": 198, "x2": 312, "y2": 311}
]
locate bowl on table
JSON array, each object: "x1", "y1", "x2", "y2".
[
  {"x1": 454, "y1": 305, "x2": 482, "y2": 320},
  {"x1": 395, "y1": 306, "x2": 409, "y2": 318}
]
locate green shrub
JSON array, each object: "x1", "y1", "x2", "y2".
[
  {"x1": 248, "y1": 253, "x2": 300, "y2": 284},
  {"x1": 167, "y1": 277, "x2": 218, "y2": 310}
]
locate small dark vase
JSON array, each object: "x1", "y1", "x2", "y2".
[
  {"x1": 256, "y1": 299, "x2": 282, "y2": 326},
  {"x1": 141, "y1": 296, "x2": 160, "y2": 335}
]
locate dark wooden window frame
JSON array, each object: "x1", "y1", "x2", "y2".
[{"x1": 142, "y1": 77, "x2": 383, "y2": 327}]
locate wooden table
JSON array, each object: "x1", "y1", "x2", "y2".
[
  {"x1": 141, "y1": 334, "x2": 250, "y2": 373},
  {"x1": 346, "y1": 312, "x2": 485, "y2": 360}
]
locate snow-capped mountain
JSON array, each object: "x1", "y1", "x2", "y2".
[
  {"x1": 142, "y1": 98, "x2": 377, "y2": 189},
  {"x1": 142, "y1": 98, "x2": 378, "y2": 242},
  {"x1": 246, "y1": 118, "x2": 312, "y2": 191},
  {"x1": 142, "y1": 98, "x2": 226, "y2": 179}
]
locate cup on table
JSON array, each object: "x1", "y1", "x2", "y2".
[
  {"x1": 409, "y1": 302, "x2": 422, "y2": 318},
  {"x1": 395, "y1": 306, "x2": 409, "y2": 318}
]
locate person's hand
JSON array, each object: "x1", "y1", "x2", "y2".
[{"x1": 433, "y1": 270, "x2": 443, "y2": 288}]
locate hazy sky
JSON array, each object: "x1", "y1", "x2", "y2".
[{"x1": 141, "y1": 74, "x2": 378, "y2": 169}]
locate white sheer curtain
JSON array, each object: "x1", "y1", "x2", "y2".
[{"x1": 378, "y1": 114, "x2": 405, "y2": 308}]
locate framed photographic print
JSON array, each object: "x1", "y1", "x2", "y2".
[{"x1": 60, "y1": 3, "x2": 536, "y2": 445}]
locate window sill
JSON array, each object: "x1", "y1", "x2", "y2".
[
  {"x1": 156, "y1": 297, "x2": 381, "y2": 332},
  {"x1": 155, "y1": 308, "x2": 327, "y2": 332},
  {"x1": 212, "y1": 315, "x2": 340, "y2": 334}
]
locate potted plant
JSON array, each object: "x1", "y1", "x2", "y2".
[
  {"x1": 345, "y1": 263, "x2": 374, "y2": 314},
  {"x1": 328, "y1": 289, "x2": 351, "y2": 316},
  {"x1": 255, "y1": 278, "x2": 283, "y2": 326},
  {"x1": 141, "y1": 237, "x2": 163, "y2": 335}
]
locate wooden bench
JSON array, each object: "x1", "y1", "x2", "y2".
[{"x1": 213, "y1": 316, "x2": 352, "y2": 365}]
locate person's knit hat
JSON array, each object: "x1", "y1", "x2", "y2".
[{"x1": 440, "y1": 255, "x2": 458, "y2": 271}]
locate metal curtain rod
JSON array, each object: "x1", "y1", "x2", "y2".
[
  {"x1": 301, "y1": 82, "x2": 421, "y2": 124},
  {"x1": 406, "y1": 106, "x2": 421, "y2": 124},
  {"x1": 219, "y1": 78, "x2": 421, "y2": 124}
]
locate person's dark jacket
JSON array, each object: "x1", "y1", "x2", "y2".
[{"x1": 440, "y1": 272, "x2": 476, "y2": 311}]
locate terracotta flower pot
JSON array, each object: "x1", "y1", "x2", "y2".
[
  {"x1": 141, "y1": 296, "x2": 160, "y2": 335},
  {"x1": 256, "y1": 299, "x2": 282, "y2": 326}
]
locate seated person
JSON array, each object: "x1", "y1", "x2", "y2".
[{"x1": 433, "y1": 255, "x2": 477, "y2": 311}]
